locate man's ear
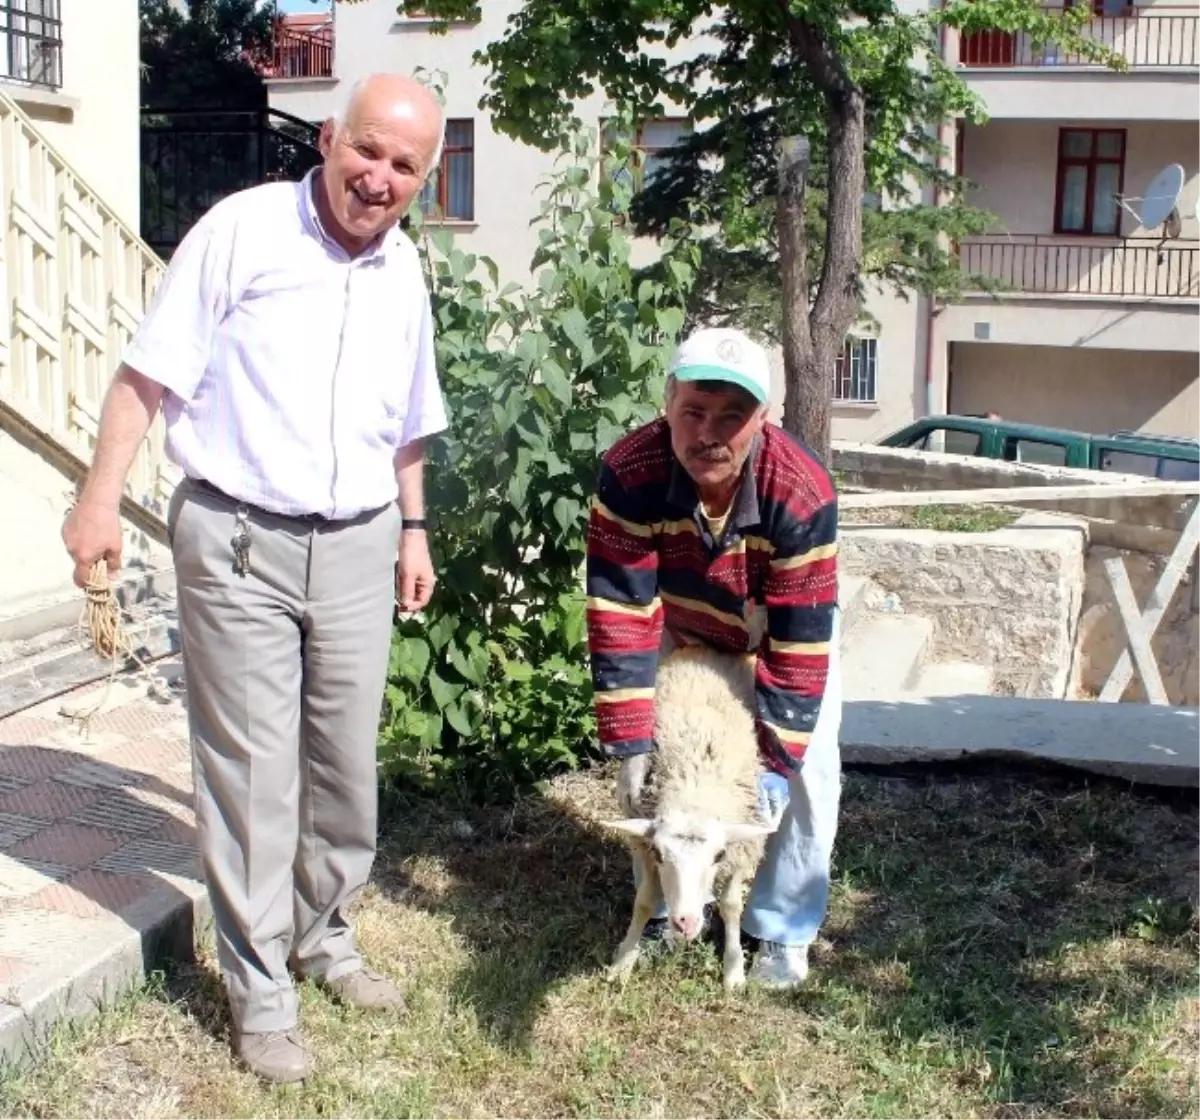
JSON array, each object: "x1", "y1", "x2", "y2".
[
  {"x1": 318, "y1": 118, "x2": 335, "y2": 158},
  {"x1": 601, "y1": 818, "x2": 655, "y2": 839}
]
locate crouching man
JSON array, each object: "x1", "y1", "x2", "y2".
[{"x1": 584, "y1": 327, "x2": 843, "y2": 989}]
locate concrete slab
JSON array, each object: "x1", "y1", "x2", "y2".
[
  {"x1": 842, "y1": 614, "x2": 933, "y2": 700},
  {"x1": 842, "y1": 695, "x2": 1200, "y2": 788},
  {"x1": 0, "y1": 661, "x2": 208, "y2": 1065},
  {"x1": 911, "y1": 661, "x2": 993, "y2": 698}
]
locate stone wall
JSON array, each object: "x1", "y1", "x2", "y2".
[
  {"x1": 841, "y1": 517, "x2": 1087, "y2": 699},
  {"x1": 833, "y1": 441, "x2": 1194, "y2": 533}
]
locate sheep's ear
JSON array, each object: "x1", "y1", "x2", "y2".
[
  {"x1": 724, "y1": 821, "x2": 777, "y2": 843},
  {"x1": 601, "y1": 818, "x2": 655, "y2": 838}
]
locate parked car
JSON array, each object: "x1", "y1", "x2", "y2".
[{"x1": 878, "y1": 415, "x2": 1200, "y2": 481}]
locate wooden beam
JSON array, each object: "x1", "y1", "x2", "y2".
[
  {"x1": 1100, "y1": 499, "x2": 1200, "y2": 703},
  {"x1": 840, "y1": 481, "x2": 1198, "y2": 510},
  {"x1": 1103, "y1": 556, "x2": 1170, "y2": 705}
]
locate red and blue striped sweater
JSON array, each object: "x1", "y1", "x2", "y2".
[{"x1": 585, "y1": 417, "x2": 838, "y2": 777}]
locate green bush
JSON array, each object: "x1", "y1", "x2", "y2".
[{"x1": 378, "y1": 121, "x2": 699, "y2": 801}]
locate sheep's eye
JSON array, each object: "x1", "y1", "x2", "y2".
[
  {"x1": 650, "y1": 845, "x2": 664, "y2": 864},
  {"x1": 715, "y1": 848, "x2": 727, "y2": 863}
]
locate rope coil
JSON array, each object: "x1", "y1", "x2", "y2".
[{"x1": 60, "y1": 559, "x2": 155, "y2": 735}]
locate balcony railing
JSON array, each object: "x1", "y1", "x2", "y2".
[
  {"x1": 958, "y1": 10, "x2": 1198, "y2": 69},
  {"x1": 0, "y1": 0, "x2": 63, "y2": 90},
  {"x1": 959, "y1": 235, "x2": 1200, "y2": 299},
  {"x1": 265, "y1": 24, "x2": 333, "y2": 80}
]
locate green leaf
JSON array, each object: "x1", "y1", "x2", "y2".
[
  {"x1": 541, "y1": 359, "x2": 573, "y2": 407},
  {"x1": 444, "y1": 701, "x2": 474, "y2": 737},
  {"x1": 504, "y1": 659, "x2": 534, "y2": 682},
  {"x1": 428, "y1": 667, "x2": 465, "y2": 710},
  {"x1": 395, "y1": 637, "x2": 431, "y2": 684},
  {"x1": 552, "y1": 496, "x2": 582, "y2": 537}
]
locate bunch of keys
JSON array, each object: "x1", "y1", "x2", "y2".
[{"x1": 231, "y1": 504, "x2": 252, "y2": 577}]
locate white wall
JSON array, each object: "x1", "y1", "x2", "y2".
[{"x1": 3, "y1": 0, "x2": 142, "y2": 231}]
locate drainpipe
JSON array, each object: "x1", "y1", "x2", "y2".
[{"x1": 923, "y1": 0, "x2": 951, "y2": 418}]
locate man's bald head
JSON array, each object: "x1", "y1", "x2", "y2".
[
  {"x1": 333, "y1": 74, "x2": 445, "y2": 176},
  {"x1": 315, "y1": 71, "x2": 445, "y2": 257}
]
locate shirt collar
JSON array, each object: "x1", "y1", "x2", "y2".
[
  {"x1": 666, "y1": 433, "x2": 762, "y2": 531},
  {"x1": 298, "y1": 167, "x2": 396, "y2": 264}
]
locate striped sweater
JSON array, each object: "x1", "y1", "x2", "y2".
[{"x1": 585, "y1": 417, "x2": 838, "y2": 776}]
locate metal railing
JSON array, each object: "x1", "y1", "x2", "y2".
[
  {"x1": 0, "y1": 0, "x2": 62, "y2": 90},
  {"x1": 958, "y1": 10, "x2": 1198, "y2": 69},
  {"x1": 140, "y1": 107, "x2": 322, "y2": 258},
  {"x1": 267, "y1": 24, "x2": 333, "y2": 80},
  {"x1": 959, "y1": 235, "x2": 1200, "y2": 299}
]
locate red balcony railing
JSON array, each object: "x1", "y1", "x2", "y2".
[
  {"x1": 266, "y1": 24, "x2": 333, "y2": 80},
  {"x1": 958, "y1": 10, "x2": 1198, "y2": 69},
  {"x1": 959, "y1": 236, "x2": 1200, "y2": 299}
]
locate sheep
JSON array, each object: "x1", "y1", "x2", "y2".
[{"x1": 602, "y1": 644, "x2": 778, "y2": 990}]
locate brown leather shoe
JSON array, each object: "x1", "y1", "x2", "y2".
[
  {"x1": 233, "y1": 1028, "x2": 311, "y2": 1084},
  {"x1": 320, "y1": 966, "x2": 407, "y2": 1011}
]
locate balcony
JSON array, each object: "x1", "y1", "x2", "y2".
[
  {"x1": 0, "y1": 0, "x2": 63, "y2": 91},
  {"x1": 957, "y1": 9, "x2": 1198, "y2": 70},
  {"x1": 960, "y1": 235, "x2": 1199, "y2": 299},
  {"x1": 263, "y1": 22, "x2": 333, "y2": 81}
]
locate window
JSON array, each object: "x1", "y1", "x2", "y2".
[
  {"x1": 1005, "y1": 438, "x2": 1069, "y2": 466},
  {"x1": 0, "y1": 0, "x2": 62, "y2": 90},
  {"x1": 1065, "y1": 0, "x2": 1130, "y2": 16},
  {"x1": 832, "y1": 337, "x2": 877, "y2": 404},
  {"x1": 1055, "y1": 128, "x2": 1125, "y2": 236},
  {"x1": 600, "y1": 117, "x2": 692, "y2": 193},
  {"x1": 1099, "y1": 449, "x2": 1159, "y2": 477},
  {"x1": 419, "y1": 119, "x2": 474, "y2": 222}
]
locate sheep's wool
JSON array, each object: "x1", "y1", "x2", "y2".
[{"x1": 642, "y1": 646, "x2": 762, "y2": 831}]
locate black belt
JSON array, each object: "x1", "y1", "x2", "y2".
[{"x1": 187, "y1": 477, "x2": 339, "y2": 524}]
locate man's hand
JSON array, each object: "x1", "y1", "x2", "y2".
[
  {"x1": 62, "y1": 499, "x2": 124, "y2": 589},
  {"x1": 616, "y1": 753, "x2": 650, "y2": 817},
  {"x1": 395, "y1": 530, "x2": 436, "y2": 614}
]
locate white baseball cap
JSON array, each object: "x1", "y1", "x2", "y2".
[{"x1": 668, "y1": 327, "x2": 771, "y2": 405}]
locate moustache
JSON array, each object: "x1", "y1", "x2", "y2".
[{"x1": 688, "y1": 447, "x2": 732, "y2": 463}]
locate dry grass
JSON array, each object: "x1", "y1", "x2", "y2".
[{"x1": 0, "y1": 764, "x2": 1196, "y2": 1119}]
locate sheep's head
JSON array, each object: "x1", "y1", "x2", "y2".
[{"x1": 604, "y1": 810, "x2": 775, "y2": 942}]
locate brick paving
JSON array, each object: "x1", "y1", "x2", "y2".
[{"x1": 0, "y1": 658, "x2": 207, "y2": 1058}]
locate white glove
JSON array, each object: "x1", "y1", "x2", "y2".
[{"x1": 616, "y1": 753, "x2": 650, "y2": 817}]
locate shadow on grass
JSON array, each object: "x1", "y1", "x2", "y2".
[
  {"x1": 371, "y1": 751, "x2": 1197, "y2": 1116},
  {"x1": 803, "y1": 759, "x2": 1199, "y2": 1118},
  {"x1": 371, "y1": 774, "x2": 633, "y2": 1053}
]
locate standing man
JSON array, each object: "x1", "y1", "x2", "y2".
[
  {"x1": 586, "y1": 326, "x2": 842, "y2": 990},
  {"x1": 61, "y1": 74, "x2": 448, "y2": 1083}
]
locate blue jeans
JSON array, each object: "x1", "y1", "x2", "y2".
[{"x1": 635, "y1": 608, "x2": 844, "y2": 948}]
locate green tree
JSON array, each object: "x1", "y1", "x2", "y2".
[
  {"x1": 384, "y1": 0, "x2": 1114, "y2": 457},
  {"x1": 380, "y1": 121, "x2": 699, "y2": 799},
  {"x1": 140, "y1": 0, "x2": 274, "y2": 109}
]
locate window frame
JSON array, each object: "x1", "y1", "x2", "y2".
[
  {"x1": 832, "y1": 336, "x2": 878, "y2": 405},
  {"x1": 599, "y1": 116, "x2": 692, "y2": 193},
  {"x1": 419, "y1": 118, "x2": 474, "y2": 223},
  {"x1": 1053, "y1": 127, "x2": 1127, "y2": 237}
]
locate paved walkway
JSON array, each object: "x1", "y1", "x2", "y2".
[{"x1": 0, "y1": 658, "x2": 206, "y2": 1060}]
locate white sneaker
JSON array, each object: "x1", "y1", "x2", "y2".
[{"x1": 748, "y1": 941, "x2": 810, "y2": 989}]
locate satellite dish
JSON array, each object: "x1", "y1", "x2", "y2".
[{"x1": 1119, "y1": 163, "x2": 1185, "y2": 233}]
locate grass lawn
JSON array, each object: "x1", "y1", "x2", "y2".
[{"x1": 0, "y1": 763, "x2": 1195, "y2": 1119}]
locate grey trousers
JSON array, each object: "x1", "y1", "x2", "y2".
[{"x1": 168, "y1": 478, "x2": 401, "y2": 1033}]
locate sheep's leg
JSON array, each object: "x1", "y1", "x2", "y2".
[
  {"x1": 608, "y1": 851, "x2": 659, "y2": 982},
  {"x1": 718, "y1": 872, "x2": 748, "y2": 991}
]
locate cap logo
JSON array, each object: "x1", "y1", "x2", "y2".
[{"x1": 716, "y1": 338, "x2": 743, "y2": 364}]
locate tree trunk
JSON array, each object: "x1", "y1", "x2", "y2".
[
  {"x1": 777, "y1": 136, "x2": 827, "y2": 460},
  {"x1": 777, "y1": 4, "x2": 868, "y2": 466}
]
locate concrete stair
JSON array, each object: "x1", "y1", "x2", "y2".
[{"x1": 839, "y1": 573, "x2": 995, "y2": 702}]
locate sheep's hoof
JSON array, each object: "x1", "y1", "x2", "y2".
[
  {"x1": 607, "y1": 957, "x2": 638, "y2": 984},
  {"x1": 723, "y1": 968, "x2": 747, "y2": 992}
]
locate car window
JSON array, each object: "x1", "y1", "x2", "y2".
[
  {"x1": 943, "y1": 429, "x2": 982, "y2": 457},
  {"x1": 1158, "y1": 456, "x2": 1200, "y2": 482},
  {"x1": 1099, "y1": 449, "x2": 1160, "y2": 478},
  {"x1": 1006, "y1": 438, "x2": 1068, "y2": 467}
]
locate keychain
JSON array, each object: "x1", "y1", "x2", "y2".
[{"x1": 231, "y1": 505, "x2": 252, "y2": 576}]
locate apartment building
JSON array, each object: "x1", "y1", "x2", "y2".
[{"x1": 265, "y1": 0, "x2": 1199, "y2": 443}]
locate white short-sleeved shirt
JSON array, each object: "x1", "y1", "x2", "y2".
[{"x1": 124, "y1": 169, "x2": 449, "y2": 520}]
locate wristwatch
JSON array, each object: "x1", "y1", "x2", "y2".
[{"x1": 401, "y1": 518, "x2": 427, "y2": 531}]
